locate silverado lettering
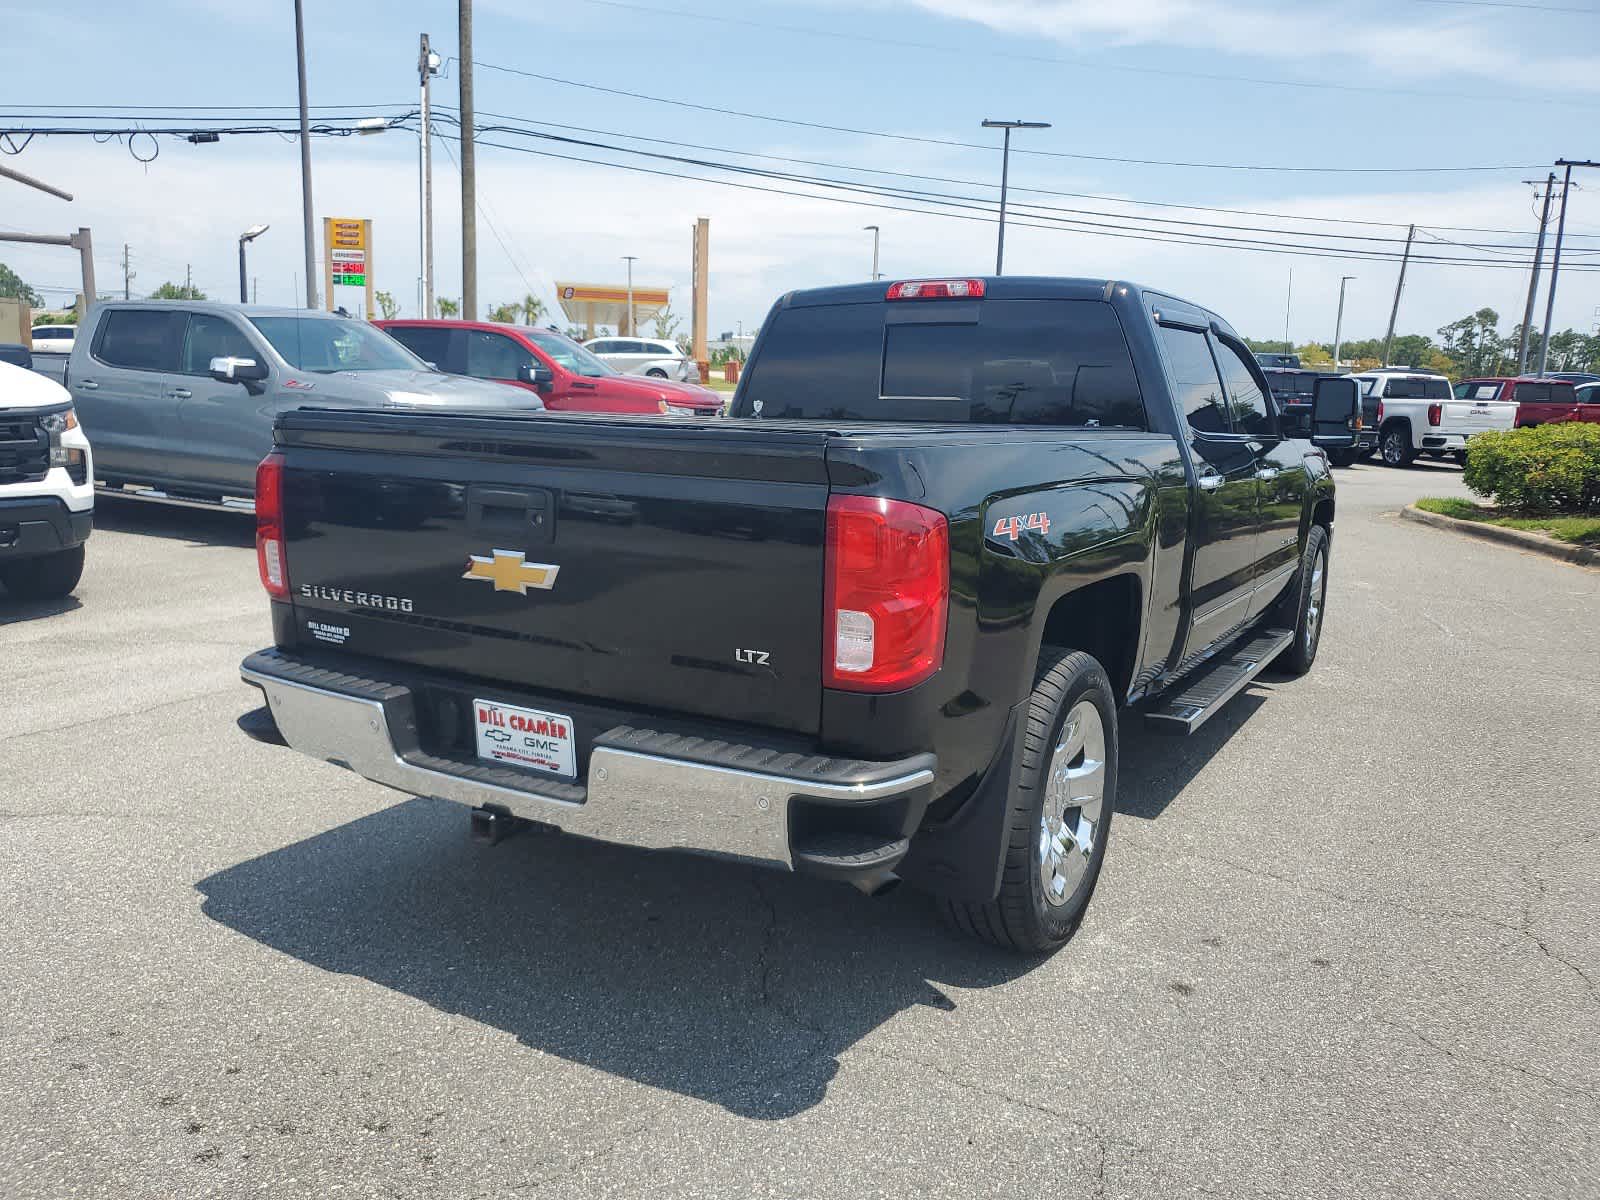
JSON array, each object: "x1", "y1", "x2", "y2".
[{"x1": 243, "y1": 276, "x2": 1360, "y2": 956}]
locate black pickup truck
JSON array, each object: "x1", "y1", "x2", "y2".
[{"x1": 241, "y1": 276, "x2": 1359, "y2": 953}]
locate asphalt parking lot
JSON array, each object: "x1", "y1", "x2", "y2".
[{"x1": 2, "y1": 459, "x2": 1597, "y2": 1199}]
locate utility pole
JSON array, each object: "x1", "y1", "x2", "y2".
[
  {"x1": 1382, "y1": 223, "x2": 1415, "y2": 366},
  {"x1": 185, "y1": 263, "x2": 192, "y2": 298},
  {"x1": 1282, "y1": 267, "x2": 1293, "y2": 354},
  {"x1": 121, "y1": 243, "x2": 132, "y2": 300},
  {"x1": 1332, "y1": 275, "x2": 1354, "y2": 370},
  {"x1": 863, "y1": 224, "x2": 880, "y2": 280},
  {"x1": 691, "y1": 217, "x2": 709, "y2": 376},
  {"x1": 293, "y1": 0, "x2": 317, "y2": 309},
  {"x1": 253, "y1": 277, "x2": 258, "y2": 304},
  {"x1": 1538, "y1": 162, "x2": 1580, "y2": 376},
  {"x1": 622, "y1": 255, "x2": 637, "y2": 335},
  {"x1": 418, "y1": 33, "x2": 439, "y2": 317},
  {"x1": 458, "y1": 0, "x2": 478, "y2": 319},
  {"x1": 981, "y1": 119, "x2": 1050, "y2": 276},
  {"x1": 1518, "y1": 172, "x2": 1556, "y2": 375}
]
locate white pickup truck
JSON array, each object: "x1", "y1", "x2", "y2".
[
  {"x1": 1351, "y1": 369, "x2": 1519, "y2": 467},
  {"x1": 0, "y1": 361, "x2": 93, "y2": 600}
]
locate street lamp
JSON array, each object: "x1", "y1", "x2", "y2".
[
  {"x1": 1332, "y1": 276, "x2": 1355, "y2": 370},
  {"x1": 293, "y1": 0, "x2": 315, "y2": 309},
  {"x1": 981, "y1": 119, "x2": 1050, "y2": 276},
  {"x1": 863, "y1": 225, "x2": 880, "y2": 280},
  {"x1": 238, "y1": 224, "x2": 270, "y2": 303},
  {"x1": 622, "y1": 255, "x2": 638, "y2": 336}
]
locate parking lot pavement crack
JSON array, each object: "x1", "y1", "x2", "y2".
[
  {"x1": 0, "y1": 685, "x2": 239, "y2": 745},
  {"x1": 1381, "y1": 1018, "x2": 1600, "y2": 1103},
  {"x1": 1185, "y1": 851, "x2": 1600, "y2": 1010}
]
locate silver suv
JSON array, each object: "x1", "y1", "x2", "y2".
[
  {"x1": 65, "y1": 302, "x2": 541, "y2": 501},
  {"x1": 581, "y1": 336, "x2": 695, "y2": 382}
]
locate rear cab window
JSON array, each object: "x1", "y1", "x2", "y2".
[
  {"x1": 93, "y1": 309, "x2": 187, "y2": 372},
  {"x1": 736, "y1": 299, "x2": 1146, "y2": 428},
  {"x1": 1380, "y1": 376, "x2": 1450, "y2": 400}
]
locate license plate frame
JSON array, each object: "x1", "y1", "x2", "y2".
[{"x1": 472, "y1": 697, "x2": 577, "y2": 779}]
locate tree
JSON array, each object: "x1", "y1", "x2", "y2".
[
  {"x1": 522, "y1": 294, "x2": 546, "y2": 325},
  {"x1": 651, "y1": 305, "x2": 683, "y2": 342},
  {"x1": 487, "y1": 301, "x2": 522, "y2": 323},
  {"x1": 437, "y1": 298, "x2": 459, "y2": 318},
  {"x1": 148, "y1": 281, "x2": 207, "y2": 301},
  {"x1": 0, "y1": 262, "x2": 42, "y2": 306},
  {"x1": 374, "y1": 290, "x2": 400, "y2": 320},
  {"x1": 1295, "y1": 342, "x2": 1332, "y2": 367}
]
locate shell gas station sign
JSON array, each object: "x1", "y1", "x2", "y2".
[{"x1": 322, "y1": 217, "x2": 374, "y2": 316}]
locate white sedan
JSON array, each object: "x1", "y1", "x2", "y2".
[{"x1": 582, "y1": 336, "x2": 696, "y2": 383}]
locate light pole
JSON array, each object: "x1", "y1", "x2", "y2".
[
  {"x1": 293, "y1": 0, "x2": 316, "y2": 309},
  {"x1": 1332, "y1": 276, "x2": 1355, "y2": 370},
  {"x1": 981, "y1": 119, "x2": 1050, "y2": 276},
  {"x1": 238, "y1": 225, "x2": 270, "y2": 303},
  {"x1": 622, "y1": 255, "x2": 637, "y2": 335},
  {"x1": 863, "y1": 224, "x2": 880, "y2": 280}
]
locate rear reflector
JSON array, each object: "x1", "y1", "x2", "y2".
[
  {"x1": 885, "y1": 279, "x2": 986, "y2": 301},
  {"x1": 824, "y1": 495, "x2": 949, "y2": 693},
  {"x1": 256, "y1": 452, "x2": 289, "y2": 599}
]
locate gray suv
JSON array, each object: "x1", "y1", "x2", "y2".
[{"x1": 65, "y1": 302, "x2": 542, "y2": 500}]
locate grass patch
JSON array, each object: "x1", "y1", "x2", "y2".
[{"x1": 1416, "y1": 497, "x2": 1600, "y2": 546}]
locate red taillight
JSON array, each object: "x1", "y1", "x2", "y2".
[
  {"x1": 885, "y1": 279, "x2": 986, "y2": 301},
  {"x1": 255, "y1": 452, "x2": 289, "y2": 599},
  {"x1": 1427, "y1": 402, "x2": 1443, "y2": 426},
  {"x1": 1376, "y1": 399, "x2": 1385, "y2": 424},
  {"x1": 824, "y1": 495, "x2": 949, "y2": 693}
]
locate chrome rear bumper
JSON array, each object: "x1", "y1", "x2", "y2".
[{"x1": 242, "y1": 650, "x2": 935, "y2": 871}]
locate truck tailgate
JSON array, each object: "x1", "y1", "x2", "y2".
[
  {"x1": 1444, "y1": 399, "x2": 1517, "y2": 434},
  {"x1": 275, "y1": 410, "x2": 832, "y2": 735}
]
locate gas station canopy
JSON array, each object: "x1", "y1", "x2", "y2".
[{"x1": 554, "y1": 281, "x2": 671, "y2": 336}]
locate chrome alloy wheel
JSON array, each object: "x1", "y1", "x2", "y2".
[
  {"x1": 1382, "y1": 429, "x2": 1406, "y2": 465},
  {"x1": 1304, "y1": 547, "x2": 1327, "y2": 653},
  {"x1": 1038, "y1": 700, "x2": 1107, "y2": 908}
]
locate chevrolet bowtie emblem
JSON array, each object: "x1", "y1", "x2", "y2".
[{"x1": 462, "y1": 549, "x2": 560, "y2": 595}]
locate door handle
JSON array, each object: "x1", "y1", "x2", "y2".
[
  {"x1": 1255, "y1": 467, "x2": 1280, "y2": 481},
  {"x1": 1197, "y1": 470, "x2": 1223, "y2": 493},
  {"x1": 77, "y1": 380, "x2": 99, "y2": 390},
  {"x1": 572, "y1": 381, "x2": 597, "y2": 390},
  {"x1": 169, "y1": 388, "x2": 192, "y2": 399}
]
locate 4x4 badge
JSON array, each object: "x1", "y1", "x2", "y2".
[{"x1": 463, "y1": 549, "x2": 560, "y2": 595}]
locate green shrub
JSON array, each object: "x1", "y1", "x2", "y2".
[{"x1": 1462, "y1": 423, "x2": 1600, "y2": 513}]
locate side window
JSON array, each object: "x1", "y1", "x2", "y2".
[
  {"x1": 1212, "y1": 339, "x2": 1275, "y2": 437},
  {"x1": 1518, "y1": 384, "x2": 1550, "y2": 403},
  {"x1": 93, "y1": 309, "x2": 186, "y2": 372},
  {"x1": 1157, "y1": 324, "x2": 1230, "y2": 435},
  {"x1": 588, "y1": 340, "x2": 614, "y2": 354},
  {"x1": 181, "y1": 314, "x2": 257, "y2": 376},
  {"x1": 1471, "y1": 383, "x2": 1501, "y2": 401},
  {"x1": 465, "y1": 330, "x2": 532, "y2": 380},
  {"x1": 1453, "y1": 383, "x2": 1470, "y2": 399},
  {"x1": 386, "y1": 326, "x2": 452, "y2": 368}
]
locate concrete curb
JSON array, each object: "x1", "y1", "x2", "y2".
[{"x1": 1400, "y1": 504, "x2": 1600, "y2": 568}]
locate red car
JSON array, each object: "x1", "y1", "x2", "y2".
[
  {"x1": 1454, "y1": 377, "x2": 1600, "y2": 428},
  {"x1": 378, "y1": 320, "x2": 723, "y2": 417}
]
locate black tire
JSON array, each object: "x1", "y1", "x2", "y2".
[
  {"x1": 1272, "y1": 525, "x2": 1329, "y2": 676},
  {"x1": 0, "y1": 545, "x2": 85, "y2": 601},
  {"x1": 1356, "y1": 445, "x2": 1377, "y2": 462},
  {"x1": 1451, "y1": 451, "x2": 1467, "y2": 467},
  {"x1": 646, "y1": 368, "x2": 668, "y2": 379},
  {"x1": 940, "y1": 649, "x2": 1117, "y2": 954},
  {"x1": 1327, "y1": 448, "x2": 1358, "y2": 468},
  {"x1": 1380, "y1": 424, "x2": 1416, "y2": 467}
]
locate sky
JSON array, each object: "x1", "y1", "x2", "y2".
[{"x1": 4, "y1": 0, "x2": 1600, "y2": 347}]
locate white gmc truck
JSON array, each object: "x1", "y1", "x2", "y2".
[
  {"x1": 1351, "y1": 369, "x2": 1519, "y2": 467},
  {"x1": 0, "y1": 361, "x2": 93, "y2": 600}
]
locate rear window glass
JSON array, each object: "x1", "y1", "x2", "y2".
[
  {"x1": 739, "y1": 299, "x2": 1146, "y2": 427},
  {"x1": 95, "y1": 309, "x2": 186, "y2": 371},
  {"x1": 1381, "y1": 377, "x2": 1450, "y2": 399}
]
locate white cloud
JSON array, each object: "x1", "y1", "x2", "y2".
[{"x1": 889, "y1": 0, "x2": 1600, "y2": 89}]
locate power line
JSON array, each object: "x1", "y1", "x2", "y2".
[
  {"x1": 1415, "y1": 0, "x2": 1598, "y2": 11},
  {"x1": 438, "y1": 105, "x2": 1600, "y2": 251},
  {"x1": 464, "y1": 60, "x2": 1548, "y2": 174},
  {"x1": 432, "y1": 129, "x2": 1600, "y2": 272},
  {"x1": 535, "y1": 0, "x2": 1600, "y2": 113}
]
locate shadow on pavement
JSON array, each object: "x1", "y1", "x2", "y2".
[
  {"x1": 1117, "y1": 687, "x2": 1269, "y2": 822},
  {"x1": 0, "y1": 589, "x2": 82, "y2": 624},
  {"x1": 197, "y1": 796, "x2": 1039, "y2": 1120},
  {"x1": 92, "y1": 494, "x2": 254, "y2": 549}
]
